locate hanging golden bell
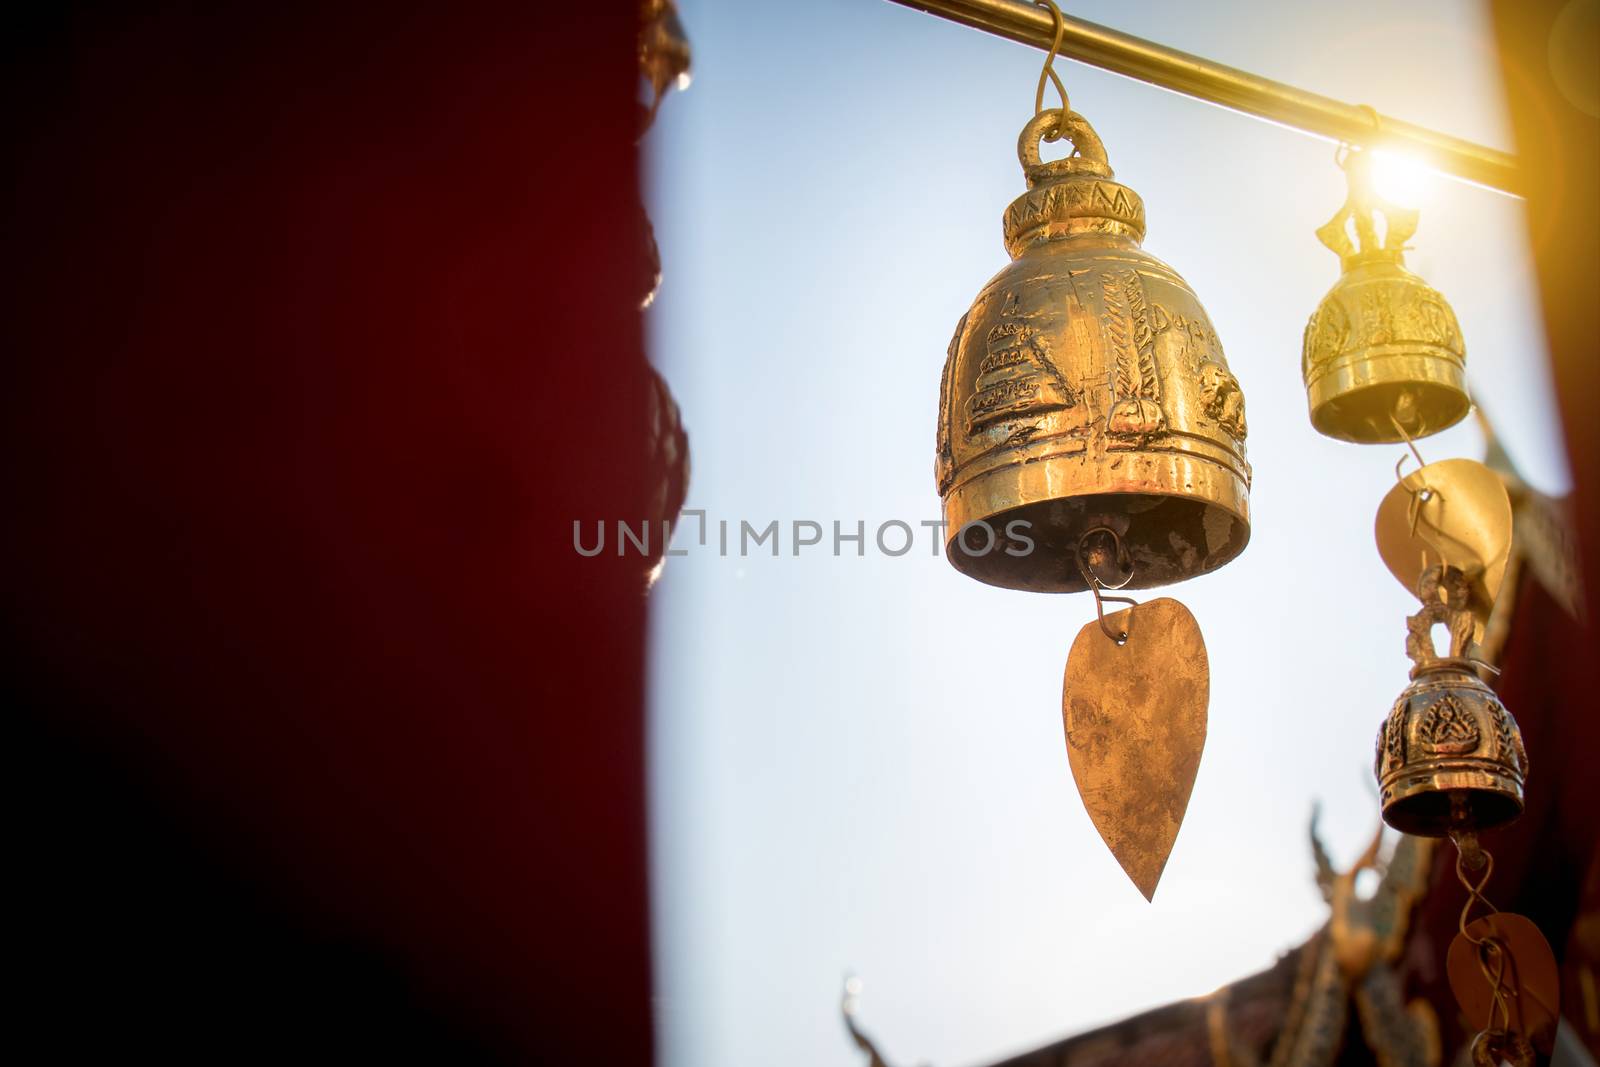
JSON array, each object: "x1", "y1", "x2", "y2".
[
  {"x1": 935, "y1": 110, "x2": 1250, "y2": 592},
  {"x1": 1375, "y1": 566, "x2": 1526, "y2": 837},
  {"x1": 1303, "y1": 150, "x2": 1468, "y2": 443}
]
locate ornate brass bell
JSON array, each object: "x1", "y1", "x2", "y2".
[
  {"x1": 1303, "y1": 150, "x2": 1468, "y2": 443},
  {"x1": 935, "y1": 110, "x2": 1250, "y2": 591},
  {"x1": 1375, "y1": 566, "x2": 1526, "y2": 836}
]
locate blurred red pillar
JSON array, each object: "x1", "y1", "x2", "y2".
[{"x1": 1485, "y1": 0, "x2": 1600, "y2": 1055}]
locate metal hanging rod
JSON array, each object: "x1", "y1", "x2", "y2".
[{"x1": 885, "y1": 0, "x2": 1521, "y2": 196}]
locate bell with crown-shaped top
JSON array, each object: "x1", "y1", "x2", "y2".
[
  {"x1": 1376, "y1": 565, "x2": 1527, "y2": 837},
  {"x1": 935, "y1": 109, "x2": 1250, "y2": 592},
  {"x1": 1302, "y1": 149, "x2": 1469, "y2": 444}
]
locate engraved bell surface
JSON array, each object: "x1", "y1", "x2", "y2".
[
  {"x1": 936, "y1": 110, "x2": 1250, "y2": 593},
  {"x1": 1375, "y1": 567, "x2": 1526, "y2": 837},
  {"x1": 1376, "y1": 661, "x2": 1526, "y2": 836},
  {"x1": 1302, "y1": 151, "x2": 1468, "y2": 443}
]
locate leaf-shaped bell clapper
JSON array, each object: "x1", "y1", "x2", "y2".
[
  {"x1": 1375, "y1": 566, "x2": 1527, "y2": 837},
  {"x1": 935, "y1": 110, "x2": 1250, "y2": 592},
  {"x1": 1302, "y1": 150, "x2": 1469, "y2": 443}
]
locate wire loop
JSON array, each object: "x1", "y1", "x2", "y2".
[{"x1": 1033, "y1": 1, "x2": 1071, "y2": 141}]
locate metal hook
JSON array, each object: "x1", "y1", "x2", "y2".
[
  {"x1": 1075, "y1": 525, "x2": 1131, "y2": 587},
  {"x1": 1390, "y1": 412, "x2": 1475, "y2": 576},
  {"x1": 1452, "y1": 839, "x2": 1520, "y2": 1038},
  {"x1": 1075, "y1": 527, "x2": 1135, "y2": 644},
  {"x1": 1389, "y1": 412, "x2": 1427, "y2": 471},
  {"x1": 1478, "y1": 937, "x2": 1516, "y2": 1033},
  {"x1": 1393, "y1": 449, "x2": 1416, "y2": 484},
  {"x1": 1090, "y1": 579, "x2": 1137, "y2": 645},
  {"x1": 1405, "y1": 480, "x2": 1445, "y2": 544},
  {"x1": 1454, "y1": 839, "x2": 1497, "y2": 913},
  {"x1": 1395, "y1": 447, "x2": 1437, "y2": 551},
  {"x1": 1032, "y1": 0, "x2": 1071, "y2": 141},
  {"x1": 1333, "y1": 107, "x2": 1381, "y2": 167}
]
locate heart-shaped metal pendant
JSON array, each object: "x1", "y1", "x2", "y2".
[
  {"x1": 1062, "y1": 597, "x2": 1208, "y2": 900},
  {"x1": 1375, "y1": 457, "x2": 1512, "y2": 620},
  {"x1": 1447, "y1": 912, "x2": 1559, "y2": 1054}
]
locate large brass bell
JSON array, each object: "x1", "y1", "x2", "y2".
[
  {"x1": 935, "y1": 110, "x2": 1250, "y2": 591},
  {"x1": 1303, "y1": 150, "x2": 1468, "y2": 443},
  {"x1": 1376, "y1": 566, "x2": 1526, "y2": 836}
]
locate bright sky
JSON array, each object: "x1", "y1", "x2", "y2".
[{"x1": 644, "y1": 2, "x2": 1568, "y2": 1065}]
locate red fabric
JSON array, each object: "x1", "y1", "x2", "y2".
[
  {"x1": 1489, "y1": 0, "x2": 1600, "y2": 635},
  {"x1": 4, "y1": 4, "x2": 651, "y2": 1061},
  {"x1": 1482, "y1": 4, "x2": 1600, "y2": 1054}
]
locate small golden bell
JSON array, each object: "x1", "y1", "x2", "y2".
[
  {"x1": 1376, "y1": 566, "x2": 1526, "y2": 836},
  {"x1": 936, "y1": 110, "x2": 1250, "y2": 592},
  {"x1": 1303, "y1": 150, "x2": 1468, "y2": 443}
]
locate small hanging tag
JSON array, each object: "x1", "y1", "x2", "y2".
[
  {"x1": 1446, "y1": 913, "x2": 1559, "y2": 1055},
  {"x1": 1374, "y1": 458, "x2": 1512, "y2": 615},
  {"x1": 1062, "y1": 597, "x2": 1207, "y2": 901}
]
